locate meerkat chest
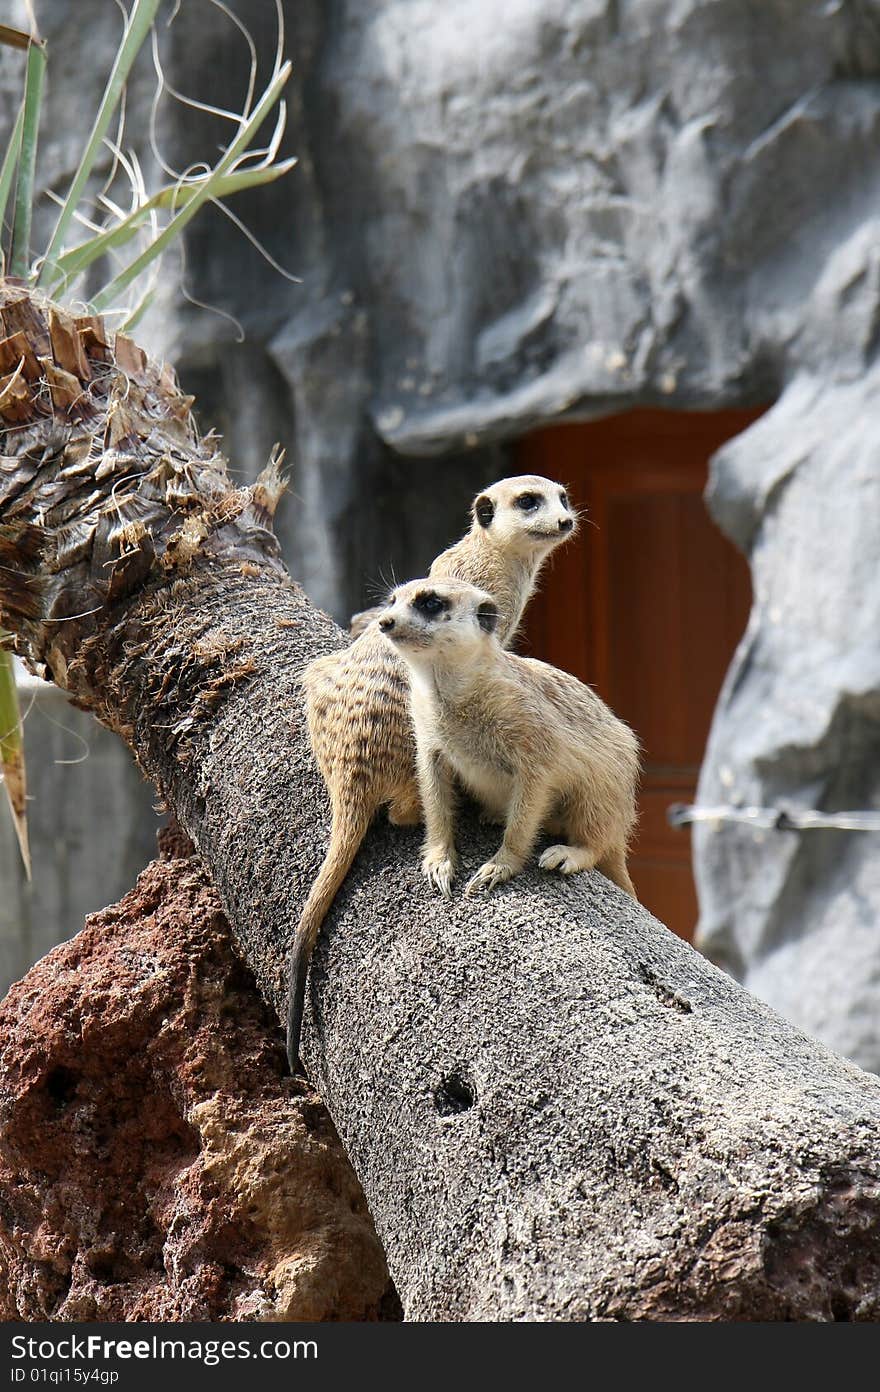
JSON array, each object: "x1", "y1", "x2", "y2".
[
  {"x1": 434, "y1": 697, "x2": 516, "y2": 809},
  {"x1": 410, "y1": 668, "x2": 511, "y2": 774}
]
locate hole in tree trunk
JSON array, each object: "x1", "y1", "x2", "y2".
[{"x1": 434, "y1": 1071, "x2": 476, "y2": 1116}]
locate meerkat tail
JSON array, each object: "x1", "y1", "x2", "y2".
[{"x1": 287, "y1": 801, "x2": 372, "y2": 1072}]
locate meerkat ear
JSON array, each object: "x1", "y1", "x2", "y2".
[
  {"x1": 476, "y1": 600, "x2": 500, "y2": 635},
  {"x1": 474, "y1": 494, "x2": 495, "y2": 529}
]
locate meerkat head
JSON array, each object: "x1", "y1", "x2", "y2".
[
  {"x1": 379, "y1": 579, "x2": 499, "y2": 666},
  {"x1": 470, "y1": 475, "x2": 577, "y2": 557}
]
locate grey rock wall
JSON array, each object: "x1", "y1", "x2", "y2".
[
  {"x1": 697, "y1": 368, "x2": 880, "y2": 1067},
  {"x1": 2, "y1": 0, "x2": 879, "y2": 1065},
  {"x1": 0, "y1": 674, "x2": 161, "y2": 995}
]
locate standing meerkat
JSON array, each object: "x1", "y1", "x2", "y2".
[
  {"x1": 379, "y1": 577, "x2": 640, "y2": 900},
  {"x1": 288, "y1": 476, "x2": 577, "y2": 1069}
]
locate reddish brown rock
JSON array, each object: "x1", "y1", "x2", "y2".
[{"x1": 0, "y1": 856, "x2": 396, "y2": 1321}]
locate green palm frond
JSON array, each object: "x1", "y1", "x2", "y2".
[
  {"x1": 0, "y1": 101, "x2": 24, "y2": 243},
  {"x1": 9, "y1": 34, "x2": 46, "y2": 277}
]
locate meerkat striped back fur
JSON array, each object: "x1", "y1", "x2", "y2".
[{"x1": 287, "y1": 476, "x2": 577, "y2": 1070}]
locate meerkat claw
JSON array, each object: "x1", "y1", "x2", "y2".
[
  {"x1": 423, "y1": 853, "x2": 456, "y2": 896},
  {"x1": 464, "y1": 860, "x2": 515, "y2": 896}
]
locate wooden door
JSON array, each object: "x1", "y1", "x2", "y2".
[{"x1": 518, "y1": 409, "x2": 762, "y2": 940}]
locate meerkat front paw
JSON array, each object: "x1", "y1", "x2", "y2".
[
  {"x1": 539, "y1": 844, "x2": 596, "y2": 875},
  {"x1": 422, "y1": 848, "x2": 457, "y2": 896},
  {"x1": 464, "y1": 857, "x2": 519, "y2": 897}
]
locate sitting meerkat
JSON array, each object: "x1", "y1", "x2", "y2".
[
  {"x1": 378, "y1": 577, "x2": 640, "y2": 900},
  {"x1": 288, "y1": 476, "x2": 577, "y2": 1069}
]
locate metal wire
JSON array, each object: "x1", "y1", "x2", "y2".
[{"x1": 667, "y1": 803, "x2": 880, "y2": 832}]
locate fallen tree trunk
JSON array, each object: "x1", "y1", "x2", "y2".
[{"x1": 4, "y1": 280, "x2": 880, "y2": 1320}]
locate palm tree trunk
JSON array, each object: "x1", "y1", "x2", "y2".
[{"x1": 4, "y1": 276, "x2": 880, "y2": 1321}]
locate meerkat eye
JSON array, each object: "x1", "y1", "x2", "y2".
[
  {"x1": 515, "y1": 492, "x2": 541, "y2": 512},
  {"x1": 413, "y1": 591, "x2": 449, "y2": 617},
  {"x1": 559, "y1": 489, "x2": 569, "y2": 508}
]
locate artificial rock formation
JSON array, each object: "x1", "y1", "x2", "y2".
[
  {"x1": 696, "y1": 369, "x2": 880, "y2": 1065},
  {"x1": 189, "y1": 0, "x2": 880, "y2": 1070},
  {"x1": 0, "y1": 849, "x2": 394, "y2": 1321},
  {"x1": 8, "y1": 0, "x2": 878, "y2": 1064}
]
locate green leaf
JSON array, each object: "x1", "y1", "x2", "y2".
[
  {"x1": 91, "y1": 59, "x2": 292, "y2": 312},
  {"x1": 0, "y1": 641, "x2": 30, "y2": 880},
  {"x1": 0, "y1": 101, "x2": 24, "y2": 249},
  {"x1": 37, "y1": 0, "x2": 163, "y2": 287},
  {"x1": 51, "y1": 156, "x2": 297, "y2": 288},
  {"x1": 10, "y1": 37, "x2": 47, "y2": 279}
]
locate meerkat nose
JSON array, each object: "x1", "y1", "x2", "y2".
[
  {"x1": 558, "y1": 517, "x2": 574, "y2": 532},
  {"x1": 379, "y1": 615, "x2": 395, "y2": 631}
]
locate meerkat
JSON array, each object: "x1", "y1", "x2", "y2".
[
  {"x1": 379, "y1": 577, "x2": 640, "y2": 901},
  {"x1": 288, "y1": 476, "x2": 577, "y2": 1069}
]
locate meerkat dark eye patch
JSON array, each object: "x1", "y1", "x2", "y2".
[
  {"x1": 515, "y1": 492, "x2": 541, "y2": 512},
  {"x1": 559, "y1": 489, "x2": 569, "y2": 508},
  {"x1": 413, "y1": 591, "x2": 450, "y2": 617},
  {"x1": 474, "y1": 495, "x2": 495, "y2": 528},
  {"x1": 476, "y1": 600, "x2": 499, "y2": 634}
]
